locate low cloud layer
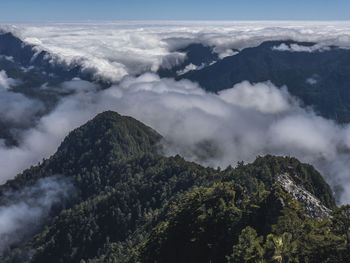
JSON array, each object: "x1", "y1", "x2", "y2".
[
  {"x1": 0, "y1": 74, "x2": 349, "y2": 204},
  {"x1": 0, "y1": 70, "x2": 43, "y2": 127},
  {"x1": 218, "y1": 81, "x2": 296, "y2": 114},
  {"x1": 0, "y1": 70, "x2": 18, "y2": 90},
  {"x1": 0, "y1": 175, "x2": 74, "y2": 251},
  {"x1": 4, "y1": 21, "x2": 350, "y2": 82},
  {"x1": 272, "y1": 43, "x2": 331, "y2": 52},
  {"x1": 1, "y1": 22, "x2": 350, "y2": 206}
]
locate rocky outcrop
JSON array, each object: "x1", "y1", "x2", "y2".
[{"x1": 277, "y1": 173, "x2": 331, "y2": 218}]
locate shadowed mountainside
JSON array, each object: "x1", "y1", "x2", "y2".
[{"x1": 178, "y1": 40, "x2": 350, "y2": 122}]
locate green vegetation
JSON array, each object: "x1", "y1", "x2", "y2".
[{"x1": 0, "y1": 111, "x2": 348, "y2": 263}]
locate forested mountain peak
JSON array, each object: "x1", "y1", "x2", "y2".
[
  {"x1": 0, "y1": 111, "x2": 347, "y2": 263},
  {"x1": 54, "y1": 110, "x2": 162, "y2": 165}
]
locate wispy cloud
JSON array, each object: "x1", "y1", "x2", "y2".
[
  {"x1": 0, "y1": 175, "x2": 74, "y2": 251},
  {"x1": 1, "y1": 22, "x2": 350, "y2": 205},
  {"x1": 0, "y1": 70, "x2": 18, "y2": 90},
  {"x1": 0, "y1": 73, "x2": 349, "y2": 203},
  {"x1": 272, "y1": 43, "x2": 331, "y2": 52},
  {"x1": 0, "y1": 70, "x2": 43, "y2": 126}
]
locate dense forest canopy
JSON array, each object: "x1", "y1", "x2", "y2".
[{"x1": 0, "y1": 111, "x2": 348, "y2": 263}]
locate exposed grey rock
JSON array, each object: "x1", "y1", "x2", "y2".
[{"x1": 277, "y1": 173, "x2": 331, "y2": 218}]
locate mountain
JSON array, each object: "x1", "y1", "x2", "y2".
[
  {"x1": 0, "y1": 31, "x2": 100, "y2": 145},
  {"x1": 0, "y1": 32, "x2": 90, "y2": 92},
  {"x1": 1, "y1": 111, "x2": 348, "y2": 263},
  {"x1": 157, "y1": 43, "x2": 219, "y2": 78},
  {"x1": 177, "y1": 40, "x2": 350, "y2": 123},
  {"x1": 0, "y1": 31, "x2": 88, "y2": 80}
]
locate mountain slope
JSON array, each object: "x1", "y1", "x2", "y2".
[
  {"x1": 0, "y1": 111, "x2": 346, "y2": 263},
  {"x1": 178, "y1": 40, "x2": 350, "y2": 122},
  {"x1": 0, "y1": 31, "x2": 97, "y2": 145},
  {"x1": 157, "y1": 43, "x2": 219, "y2": 78},
  {"x1": 0, "y1": 31, "x2": 82, "y2": 81}
]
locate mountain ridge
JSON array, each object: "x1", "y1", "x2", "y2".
[
  {"x1": 177, "y1": 40, "x2": 350, "y2": 122},
  {"x1": 0, "y1": 110, "x2": 344, "y2": 263}
]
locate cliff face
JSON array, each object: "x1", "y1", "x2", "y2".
[{"x1": 277, "y1": 173, "x2": 331, "y2": 218}]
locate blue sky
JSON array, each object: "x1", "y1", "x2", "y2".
[{"x1": 1, "y1": 0, "x2": 350, "y2": 22}]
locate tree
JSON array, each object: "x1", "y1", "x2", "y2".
[
  {"x1": 264, "y1": 232, "x2": 298, "y2": 263},
  {"x1": 227, "y1": 226, "x2": 264, "y2": 263},
  {"x1": 331, "y1": 205, "x2": 350, "y2": 256}
]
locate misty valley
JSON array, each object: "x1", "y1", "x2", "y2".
[{"x1": 0, "y1": 22, "x2": 350, "y2": 263}]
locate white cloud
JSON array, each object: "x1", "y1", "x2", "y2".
[
  {"x1": 0, "y1": 73, "x2": 349, "y2": 204},
  {"x1": 217, "y1": 49, "x2": 238, "y2": 59},
  {"x1": 0, "y1": 55, "x2": 14, "y2": 62},
  {"x1": 306, "y1": 77, "x2": 318, "y2": 85},
  {"x1": 218, "y1": 81, "x2": 297, "y2": 114},
  {"x1": 176, "y1": 61, "x2": 216, "y2": 75},
  {"x1": 176, "y1": 63, "x2": 199, "y2": 75},
  {"x1": 0, "y1": 70, "x2": 18, "y2": 90},
  {"x1": 3, "y1": 21, "x2": 350, "y2": 82},
  {"x1": 2, "y1": 22, "x2": 350, "y2": 205},
  {"x1": 59, "y1": 78, "x2": 98, "y2": 93},
  {"x1": 0, "y1": 71, "x2": 43, "y2": 126},
  {"x1": 0, "y1": 92, "x2": 43, "y2": 126},
  {"x1": 272, "y1": 43, "x2": 331, "y2": 52},
  {"x1": 0, "y1": 175, "x2": 74, "y2": 251}
]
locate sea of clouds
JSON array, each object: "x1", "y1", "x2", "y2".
[
  {"x1": 1, "y1": 21, "x2": 350, "y2": 205},
  {"x1": 7, "y1": 21, "x2": 350, "y2": 82}
]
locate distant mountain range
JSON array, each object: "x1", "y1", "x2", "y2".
[
  {"x1": 174, "y1": 40, "x2": 350, "y2": 123},
  {"x1": 0, "y1": 31, "x2": 89, "y2": 90},
  {"x1": 3, "y1": 31, "x2": 350, "y2": 125}
]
